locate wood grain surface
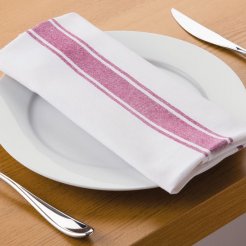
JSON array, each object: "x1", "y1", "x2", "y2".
[{"x1": 0, "y1": 0, "x2": 246, "y2": 245}]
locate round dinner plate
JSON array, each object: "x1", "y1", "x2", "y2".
[{"x1": 0, "y1": 31, "x2": 246, "y2": 191}]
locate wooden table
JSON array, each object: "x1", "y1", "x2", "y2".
[{"x1": 0, "y1": 0, "x2": 246, "y2": 245}]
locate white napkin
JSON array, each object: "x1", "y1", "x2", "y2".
[{"x1": 0, "y1": 13, "x2": 246, "y2": 194}]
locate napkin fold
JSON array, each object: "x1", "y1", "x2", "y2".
[{"x1": 0, "y1": 13, "x2": 246, "y2": 193}]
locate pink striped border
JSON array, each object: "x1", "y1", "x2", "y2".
[{"x1": 27, "y1": 20, "x2": 231, "y2": 154}]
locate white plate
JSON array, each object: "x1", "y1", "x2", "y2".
[{"x1": 1, "y1": 31, "x2": 246, "y2": 191}]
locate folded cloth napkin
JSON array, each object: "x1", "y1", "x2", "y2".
[{"x1": 1, "y1": 13, "x2": 246, "y2": 194}]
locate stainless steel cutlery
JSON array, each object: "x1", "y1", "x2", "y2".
[
  {"x1": 171, "y1": 8, "x2": 246, "y2": 55},
  {"x1": 0, "y1": 172, "x2": 94, "y2": 238}
]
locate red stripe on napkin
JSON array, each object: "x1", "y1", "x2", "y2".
[{"x1": 28, "y1": 20, "x2": 230, "y2": 154}]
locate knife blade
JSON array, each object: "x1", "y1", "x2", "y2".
[{"x1": 171, "y1": 8, "x2": 246, "y2": 55}]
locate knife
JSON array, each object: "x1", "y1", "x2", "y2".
[{"x1": 171, "y1": 8, "x2": 246, "y2": 55}]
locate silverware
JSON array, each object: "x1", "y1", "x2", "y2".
[
  {"x1": 171, "y1": 8, "x2": 246, "y2": 55},
  {"x1": 0, "y1": 172, "x2": 94, "y2": 238}
]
